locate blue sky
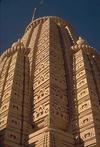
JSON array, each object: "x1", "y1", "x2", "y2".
[{"x1": 0, "y1": 0, "x2": 100, "y2": 52}]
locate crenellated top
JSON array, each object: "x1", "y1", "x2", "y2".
[
  {"x1": 71, "y1": 37, "x2": 99, "y2": 56},
  {"x1": 11, "y1": 39, "x2": 25, "y2": 50},
  {"x1": 0, "y1": 39, "x2": 29, "y2": 61},
  {"x1": 25, "y1": 16, "x2": 73, "y2": 33}
]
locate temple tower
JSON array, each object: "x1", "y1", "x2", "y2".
[
  {"x1": 0, "y1": 16, "x2": 100, "y2": 147},
  {"x1": 72, "y1": 38, "x2": 100, "y2": 147}
]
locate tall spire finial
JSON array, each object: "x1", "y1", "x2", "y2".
[
  {"x1": 31, "y1": 0, "x2": 44, "y2": 21},
  {"x1": 31, "y1": 8, "x2": 37, "y2": 21}
]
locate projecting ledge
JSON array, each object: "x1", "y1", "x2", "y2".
[{"x1": 28, "y1": 127, "x2": 75, "y2": 147}]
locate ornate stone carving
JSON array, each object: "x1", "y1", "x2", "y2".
[{"x1": 33, "y1": 104, "x2": 49, "y2": 121}]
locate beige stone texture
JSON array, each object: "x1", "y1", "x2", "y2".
[{"x1": 0, "y1": 16, "x2": 100, "y2": 147}]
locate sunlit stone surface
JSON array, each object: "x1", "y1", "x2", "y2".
[{"x1": 0, "y1": 16, "x2": 100, "y2": 147}]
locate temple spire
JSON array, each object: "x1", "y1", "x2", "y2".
[
  {"x1": 31, "y1": 8, "x2": 37, "y2": 21},
  {"x1": 31, "y1": 0, "x2": 44, "y2": 21}
]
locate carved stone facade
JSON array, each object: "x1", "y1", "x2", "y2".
[{"x1": 0, "y1": 16, "x2": 100, "y2": 147}]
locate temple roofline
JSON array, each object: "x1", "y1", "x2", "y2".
[{"x1": 25, "y1": 16, "x2": 73, "y2": 33}]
